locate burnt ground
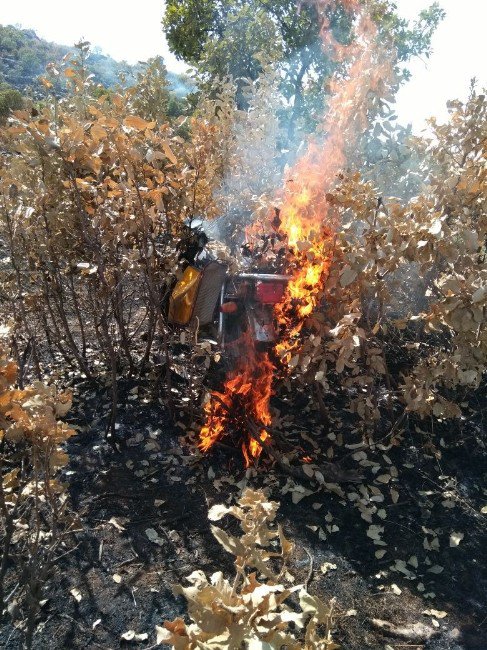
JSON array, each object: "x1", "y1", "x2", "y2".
[{"x1": 1, "y1": 374, "x2": 486, "y2": 650}]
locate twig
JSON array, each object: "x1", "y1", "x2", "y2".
[
  {"x1": 116, "y1": 557, "x2": 141, "y2": 569},
  {"x1": 83, "y1": 491, "x2": 147, "y2": 503},
  {"x1": 210, "y1": 393, "x2": 286, "y2": 442},
  {"x1": 58, "y1": 614, "x2": 111, "y2": 649},
  {"x1": 314, "y1": 382, "x2": 330, "y2": 432},
  {"x1": 304, "y1": 547, "x2": 314, "y2": 589}
]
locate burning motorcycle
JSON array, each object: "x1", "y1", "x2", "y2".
[{"x1": 167, "y1": 220, "x2": 289, "y2": 359}]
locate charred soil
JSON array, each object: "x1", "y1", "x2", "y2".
[{"x1": 1, "y1": 376, "x2": 486, "y2": 650}]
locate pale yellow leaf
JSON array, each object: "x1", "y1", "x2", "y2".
[
  {"x1": 162, "y1": 141, "x2": 178, "y2": 164},
  {"x1": 123, "y1": 115, "x2": 156, "y2": 131}
]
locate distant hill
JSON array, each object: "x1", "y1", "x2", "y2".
[{"x1": 0, "y1": 24, "x2": 191, "y2": 97}]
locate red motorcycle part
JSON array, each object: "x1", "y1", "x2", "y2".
[
  {"x1": 255, "y1": 281, "x2": 286, "y2": 304},
  {"x1": 220, "y1": 301, "x2": 239, "y2": 314}
]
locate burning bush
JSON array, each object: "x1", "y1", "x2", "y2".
[
  {"x1": 197, "y1": 1, "x2": 485, "y2": 467},
  {"x1": 291, "y1": 89, "x2": 486, "y2": 424}
]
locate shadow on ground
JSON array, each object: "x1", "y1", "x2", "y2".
[{"x1": 1, "y1": 378, "x2": 485, "y2": 649}]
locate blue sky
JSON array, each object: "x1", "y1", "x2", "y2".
[{"x1": 0, "y1": 0, "x2": 485, "y2": 131}]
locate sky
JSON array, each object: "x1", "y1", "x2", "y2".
[
  {"x1": 0, "y1": 0, "x2": 485, "y2": 131},
  {"x1": 394, "y1": 0, "x2": 486, "y2": 129}
]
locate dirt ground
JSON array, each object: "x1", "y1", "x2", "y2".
[{"x1": 1, "y1": 374, "x2": 486, "y2": 650}]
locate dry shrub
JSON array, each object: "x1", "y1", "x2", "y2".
[
  {"x1": 158, "y1": 488, "x2": 338, "y2": 649},
  {"x1": 281, "y1": 89, "x2": 486, "y2": 430},
  {"x1": 0, "y1": 325, "x2": 79, "y2": 648},
  {"x1": 0, "y1": 46, "x2": 236, "y2": 435}
]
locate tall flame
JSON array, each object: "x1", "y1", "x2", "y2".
[
  {"x1": 274, "y1": 3, "x2": 389, "y2": 364},
  {"x1": 199, "y1": 1, "x2": 392, "y2": 464}
]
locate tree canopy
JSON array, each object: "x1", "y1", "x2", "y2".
[
  {"x1": 0, "y1": 82, "x2": 23, "y2": 123},
  {"x1": 163, "y1": 0, "x2": 444, "y2": 134}
]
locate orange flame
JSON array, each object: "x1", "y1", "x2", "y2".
[
  {"x1": 199, "y1": 347, "x2": 274, "y2": 467},
  {"x1": 273, "y1": 5, "x2": 389, "y2": 364},
  {"x1": 199, "y1": 2, "x2": 392, "y2": 464}
]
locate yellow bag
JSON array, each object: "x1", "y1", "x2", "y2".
[
  {"x1": 168, "y1": 266, "x2": 202, "y2": 326},
  {"x1": 169, "y1": 262, "x2": 227, "y2": 327}
]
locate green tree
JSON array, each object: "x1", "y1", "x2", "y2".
[
  {"x1": 163, "y1": 0, "x2": 444, "y2": 134},
  {"x1": 0, "y1": 83, "x2": 23, "y2": 123}
]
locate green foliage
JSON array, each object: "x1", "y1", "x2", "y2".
[
  {"x1": 163, "y1": 0, "x2": 217, "y2": 66},
  {"x1": 164, "y1": 0, "x2": 337, "y2": 123},
  {"x1": 360, "y1": 102, "x2": 423, "y2": 200},
  {"x1": 0, "y1": 83, "x2": 23, "y2": 123},
  {"x1": 0, "y1": 24, "x2": 190, "y2": 104},
  {"x1": 163, "y1": 0, "x2": 444, "y2": 134},
  {"x1": 0, "y1": 24, "x2": 137, "y2": 92},
  {"x1": 0, "y1": 25, "x2": 65, "y2": 91},
  {"x1": 370, "y1": 1, "x2": 445, "y2": 69}
]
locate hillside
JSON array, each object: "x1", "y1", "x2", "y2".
[{"x1": 0, "y1": 24, "x2": 189, "y2": 97}]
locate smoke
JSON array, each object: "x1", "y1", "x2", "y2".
[
  {"x1": 199, "y1": 1, "x2": 404, "y2": 462},
  {"x1": 214, "y1": 1, "x2": 405, "y2": 239},
  {"x1": 209, "y1": 67, "x2": 285, "y2": 248},
  {"x1": 167, "y1": 71, "x2": 195, "y2": 98}
]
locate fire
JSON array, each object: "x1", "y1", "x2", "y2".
[
  {"x1": 199, "y1": 2, "x2": 392, "y2": 464},
  {"x1": 272, "y1": 4, "x2": 389, "y2": 366},
  {"x1": 274, "y1": 254, "x2": 332, "y2": 363},
  {"x1": 199, "y1": 347, "x2": 274, "y2": 467}
]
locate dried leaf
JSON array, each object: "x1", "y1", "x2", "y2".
[
  {"x1": 123, "y1": 115, "x2": 156, "y2": 131},
  {"x1": 162, "y1": 140, "x2": 178, "y2": 164},
  {"x1": 121, "y1": 630, "x2": 149, "y2": 642},
  {"x1": 70, "y1": 587, "x2": 82, "y2": 602},
  {"x1": 210, "y1": 525, "x2": 245, "y2": 556},
  {"x1": 108, "y1": 517, "x2": 125, "y2": 531},
  {"x1": 423, "y1": 609, "x2": 447, "y2": 619},
  {"x1": 449, "y1": 531, "x2": 464, "y2": 547},
  {"x1": 340, "y1": 265, "x2": 357, "y2": 287},
  {"x1": 146, "y1": 528, "x2": 164, "y2": 546},
  {"x1": 320, "y1": 562, "x2": 337, "y2": 574}
]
